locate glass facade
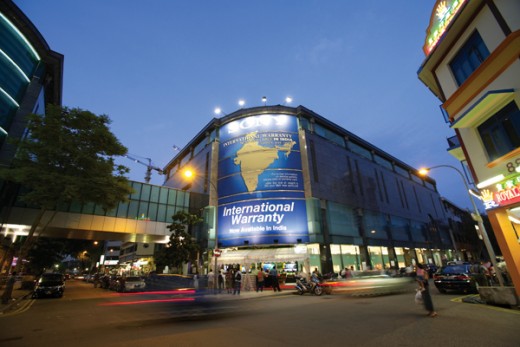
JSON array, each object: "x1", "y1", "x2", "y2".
[
  {"x1": 0, "y1": 11, "x2": 41, "y2": 141},
  {"x1": 13, "y1": 181, "x2": 191, "y2": 223}
]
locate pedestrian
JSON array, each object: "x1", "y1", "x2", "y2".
[
  {"x1": 256, "y1": 268, "x2": 265, "y2": 292},
  {"x1": 233, "y1": 270, "x2": 242, "y2": 295},
  {"x1": 270, "y1": 266, "x2": 281, "y2": 292},
  {"x1": 208, "y1": 269, "x2": 215, "y2": 292},
  {"x1": 415, "y1": 263, "x2": 425, "y2": 290},
  {"x1": 218, "y1": 270, "x2": 225, "y2": 293},
  {"x1": 417, "y1": 263, "x2": 437, "y2": 317},
  {"x1": 341, "y1": 267, "x2": 352, "y2": 279},
  {"x1": 225, "y1": 270, "x2": 233, "y2": 294},
  {"x1": 93, "y1": 272, "x2": 100, "y2": 288}
]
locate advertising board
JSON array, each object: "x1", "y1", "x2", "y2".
[{"x1": 217, "y1": 114, "x2": 309, "y2": 247}]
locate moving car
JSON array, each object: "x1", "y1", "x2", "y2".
[
  {"x1": 433, "y1": 264, "x2": 486, "y2": 294},
  {"x1": 33, "y1": 273, "x2": 65, "y2": 298},
  {"x1": 324, "y1": 271, "x2": 410, "y2": 296}
]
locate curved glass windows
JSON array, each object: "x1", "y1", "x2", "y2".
[{"x1": 0, "y1": 13, "x2": 40, "y2": 76}]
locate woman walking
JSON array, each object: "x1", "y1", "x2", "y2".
[{"x1": 417, "y1": 263, "x2": 437, "y2": 317}]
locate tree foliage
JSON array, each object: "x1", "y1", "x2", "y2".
[
  {"x1": 0, "y1": 104, "x2": 132, "y2": 210},
  {"x1": 25, "y1": 238, "x2": 67, "y2": 274},
  {"x1": 155, "y1": 211, "x2": 202, "y2": 273},
  {"x1": 0, "y1": 105, "x2": 133, "y2": 274}
]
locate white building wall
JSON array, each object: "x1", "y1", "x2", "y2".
[
  {"x1": 495, "y1": 0, "x2": 520, "y2": 31},
  {"x1": 434, "y1": 5, "x2": 508, "y2": 101}
]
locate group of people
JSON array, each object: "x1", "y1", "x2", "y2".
[
  {"x1": 207, "y1": 266, "x2": 284, "y2": 295},
  {"x1": 252, "y1": 267, "x2": 281, "y2": 293},
  {"x1": 207, "y1": 268, "x2": 243, "y2": 295}
]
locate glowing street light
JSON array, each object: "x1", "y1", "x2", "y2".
[
  {"x1": 285, "y1": 96, "x2": 293, "y2": 105},
  {"x1": 238, "y1": 99, "x2": 245, "y2": 108},
  {"x1": 419, "y1": 164, "x2": 504, "y2": 286}
]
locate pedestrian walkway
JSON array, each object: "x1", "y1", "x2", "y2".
[{"x1": 0, "y1": 282, "x2": 33, "y2": 316}]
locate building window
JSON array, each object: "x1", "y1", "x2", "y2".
[
  {"x1": 478, "y1": 101, "x2": 520, "y2": 161},
  {"x1": 449, "y1": 31, "x2": 490, "y2": 86}
]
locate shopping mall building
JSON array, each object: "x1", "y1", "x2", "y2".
[{"x1": 163, "y1": 105, "x2": 467, "y2": 275}]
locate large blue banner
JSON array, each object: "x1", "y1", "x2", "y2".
[
  {"x1": 217, "y1": 114, "x2": 309, "y2": 247},
  {"x1": 218, "y1": 199, "x2": 309, "y2": 246}
]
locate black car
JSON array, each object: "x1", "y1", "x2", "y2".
[
  {"x1": 33, "y1": 273, "x2": 65, "y2": 298},
  {"x1": 433, "y1": 264, "x2": 486, "y2": 294}
]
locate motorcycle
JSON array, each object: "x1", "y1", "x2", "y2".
[{"x1": 295, "y1": 276, "x2": 324, "y2": 296}]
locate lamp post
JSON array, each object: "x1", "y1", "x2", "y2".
[
  {"x1": 419, "y1": 164, "x2": 504, "y2": 286},
  {"x1": 184, "y1": 168, "x2": 219, "y2": 291}
]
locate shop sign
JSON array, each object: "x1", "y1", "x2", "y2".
[
  {"x1": 481, "y1": 175, "x2": 520, "y2": 210},
  {"x1": 423, "y1": 0, "x2": 467, "y2": 55}
]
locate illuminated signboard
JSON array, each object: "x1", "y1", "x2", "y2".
[
  {"x1": 423, "y1": 0, "x2": 467, "y2": 55},
  {"x1": 217, "y1": 114, "x2": 309, "y2": 247},
  {"x1": 482, "y1": 175, "x2": 520, "y2": 210}
]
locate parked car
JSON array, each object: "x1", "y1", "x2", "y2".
[
  {"x1": 33, "y1": 273, "x2": 65, "y2": 298},
  {"x1": 116, "y1": 276, "x2": 146, "y2": 292},
  {"x1": 433, "y1": 264, "x2": 486, "y2": 294},
  {"x1": 425, "y1": 264, "x2": 438, "y2": 276}
]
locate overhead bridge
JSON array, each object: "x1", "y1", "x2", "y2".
[{"x1": 1, "y1": 181, "x2": 208, "y2": 243}]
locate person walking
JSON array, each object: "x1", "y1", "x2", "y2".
[
  {"x1": 233, "y1": 270, "x2": 242, "y2": 295},
  {"x1": 256, "y1": 268, "x2": 265, "y2": 292},
  {"x1": 270, "y1": 266, "x2": 281, "y2": 292},
  {"x1": 417, "y1": 263, "x2": 437, "y2": 317}
]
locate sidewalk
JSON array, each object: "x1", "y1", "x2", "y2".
[{"x1": 0, "y1": 282, "x2": 33, "y2": 315}]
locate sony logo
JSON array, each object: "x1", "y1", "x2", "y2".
[{"x1": 227, "y1": 115, "x2": 288, "y2": 134}]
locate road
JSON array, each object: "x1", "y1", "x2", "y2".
[{"x1": 0, "y1": 279, "x2": 519, "y2": 347}]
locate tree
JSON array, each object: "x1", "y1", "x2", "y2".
[
  {"x1": 155, "y1": 211, "x2": 202, "y2": 274},
  {"x1": 0, "y1": 105, "x2": 133, "y2": 275},
  {"x1": 25, "y1": 237, "x2": 66, "y2": 274}
]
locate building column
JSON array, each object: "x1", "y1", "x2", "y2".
[{"x1": 487, "y1": 209, "x2": 520, "y2": 296}]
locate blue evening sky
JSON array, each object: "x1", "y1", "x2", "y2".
[{"x1": 14, "y1": 0, "x2": 479, "y2": 211}]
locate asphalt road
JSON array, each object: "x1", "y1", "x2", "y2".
[{"x1": 0, "y1": 279, "x2": 519, "y2": 347}]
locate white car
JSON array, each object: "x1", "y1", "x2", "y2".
[{"x1": 118, "y1": 276, "x2": 146, "y2": 292}]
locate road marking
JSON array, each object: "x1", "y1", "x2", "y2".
[{"x1": 0, "y1": 298, "x2": 36, "y2": 318}]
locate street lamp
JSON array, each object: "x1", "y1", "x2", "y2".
[
  {"x1": 183, "y1": 168, "x2": 219, "y2": 290},
  {"x1": 419, "y1": 164, "x2": 504, "y2": 286}
]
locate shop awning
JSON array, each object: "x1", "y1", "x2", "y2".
[
  {"x1": 450, "y1": 89, "x2": 515, "y2": 128},
  {"x1": 218, "y1": 247, "x2": 309, "y2": 264}
]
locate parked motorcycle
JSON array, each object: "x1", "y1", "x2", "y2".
[{"x1": 295, "y1": 276, "x2": 324, "y2": 296}]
